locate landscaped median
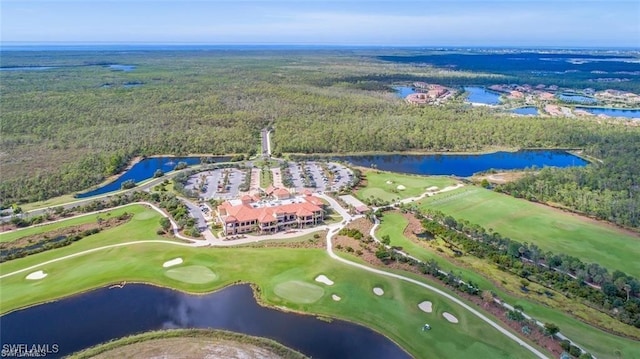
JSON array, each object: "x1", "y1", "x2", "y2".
[{"x1": 0, "y1": 206, "x2": 541, "y2": 359}]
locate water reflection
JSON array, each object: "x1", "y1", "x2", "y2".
[{"x1": 0, "y1": 284, "x2": 410, "y2": 359}]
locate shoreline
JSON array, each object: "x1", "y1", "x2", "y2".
[
  {"x1": 0, "y1": 279, "x2": 413, "y2": 359},
  {"x1": 68, "y1": 328, "x2": 308, "y2": 359},
  {"x1": 75, "y1": 154, "x2": 239, "y2": 196}
]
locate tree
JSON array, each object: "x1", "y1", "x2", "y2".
[
  {"x1": 480, "y1": 178, "x2": 490, "y2": 188},
  {"x1": 12, "y1": 204, "x2": 22, "y2": 214},
  {"x1": 121, "y1": 179, "x2": 136, "y2": 190},
  {"x1": 174, "y1": 161, "x2": 188, "y2": 170},
  {"x1": 544, "y1": 322, "x2": 560, "y2": 337},
  {"x1": 159, "y1": 217, "x2": 171, "y2": 232},
  {"x1": 381, "y1": 234, "x2": 391, "y2": 245},
  {"x1": 154, "y1": 169, "x2": 164, "y2": 178}
]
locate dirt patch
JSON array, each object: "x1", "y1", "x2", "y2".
[
  {"x1": 243, "y1": 234, "x2": 327, "y2": 249},
  {"x1": 473, "y1": 171, "x2": 527, "y2": 184},
  {"x1": 403, "y1": 212, "x2": 425, "y2": 241},
  {"x1": 334, "y1": 218, "x2": 379, "y2": 263},
  {"x1": 89, "y1": 337, "x2": 293, "y2": 359}
]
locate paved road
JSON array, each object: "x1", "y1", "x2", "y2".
[
  {"x1": 261, "y1": 128, "x2": 271, "y2": 157},
  {"x1": 181, "y1": 198, "x2": 208, "y2": 231}
]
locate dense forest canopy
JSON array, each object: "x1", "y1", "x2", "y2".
[{"x1": 1, "y1": 49, "x2": 639, "y2": 228}]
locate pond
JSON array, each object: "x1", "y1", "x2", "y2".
[
  {"x1": 76, "y1": 156, "x2": 231, "y2": 198},
  {"x1": 556, "y1": 93, "x2": 597, "y2": 104},
  {"x1": 123, "y1": 81, "x2": 144, "y2": 88},
  {"x1": 511, "y1": 107, "x2": 539, "y2": 115},
  {"x1": 0, "y1": 284, "x2": 410, "y2": 359},
  {"x1": 464, "y1": 86, "x2": 502, "y2": 105},
  {"x1": 334, "y1": 150, "x2": 587, "y2": 177},
  {"x1": 576, "y1": 107, "x2": 640, "y2": 119},
  {"x1": 108, "y1": 64, "x2": 136, "y2": 72},
  {"x1": 394, "y1": 86, "x2": 417, "y2": 98}
]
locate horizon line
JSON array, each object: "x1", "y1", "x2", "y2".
[{"x1": 2, "y1": 42, "x2": 639, "y2": 51}]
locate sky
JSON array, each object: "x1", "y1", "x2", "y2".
[{"x1": 1, "y1": 0, "x2": 639, "y2": 47}]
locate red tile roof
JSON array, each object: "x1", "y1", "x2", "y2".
[
  {"x1": 274, "y1": 188, "x2": 290, "y2": 198},
  {"x1": 218, "y1": 196, "x2": 323, "y2": 223}
]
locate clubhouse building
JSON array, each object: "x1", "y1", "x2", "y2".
[{"x1": 217, "y1": 187, "x2": 325, "y2": 235}]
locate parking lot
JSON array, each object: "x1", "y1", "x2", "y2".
[
  {"x1": 184, "y1": 162, "x2": 354, "y2": 200},
  {"x1": 185, "y1": 168, "x2": 244, "y2": 200},
  {"x1": 284, "y1": 161, "x2": 353, "y2": 193}
]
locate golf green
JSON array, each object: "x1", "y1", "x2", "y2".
[
  {"x1": 165, "y1": 265, "x2": 218, "y2": 284},
  {"x1": 273, "y1": 280, "x2": 325, "y2": 304}
]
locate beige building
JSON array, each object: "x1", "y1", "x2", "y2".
[{"x1": 217, "y1": 188, "x2": 324, "y2": 235}]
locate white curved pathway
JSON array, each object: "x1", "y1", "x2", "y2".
[{"x1": 0, "y1": 195, "x2": 554, "y2": 358}]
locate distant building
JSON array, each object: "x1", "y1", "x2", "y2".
[{"x1": 217, "y1": 188, "x2": 324, "y2": 235}]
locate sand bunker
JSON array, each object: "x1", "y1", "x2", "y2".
[
  {"x1": 26, "y1": 270, "x2": 47, "y2": 280},
  {"x1": 332, "y1": 294, "x2": 342, "y2": 301},
  {"x1": 386, "y1": 180, "x2": 393, "y2": 184},
  {"x1": 443, "y1": 312, "x2": 459, "y2": 323},
  {"x1": 373, "y1": 287, "x2": 384, "y2": 296},
  {"x1": 396, "y1": 185, "x2": 406, "y2": 190},
  {"x1": 315, "y1": 274, "x2": 334, "y2": 286},
  {"x1": 163, "y1": 258, "x2": 183, "y2": 268},
  {"x1": 418, "y1": 301, "x2": 433, "y2": 313}
]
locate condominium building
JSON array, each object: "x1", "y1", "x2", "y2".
[{"x1": 217, "y1": 188, "x2": 324, "y2": 235}]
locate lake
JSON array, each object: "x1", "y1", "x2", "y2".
[
  {"x1": 464, "y1": 86, "x2": 502, "y2": 105},
  {"x1": 108, "y1": 64, "x2": 136, "y2": 72},
  {"x1": 0, "y1": 284, "x2": 410, "y2": 359},
  {"x1": 556, "y1": 93, "x2": 597, "y2": 104},
  {"x1": 576, "y1": 107, "x2": 640, "y2": 119},
  {"x1": 76, "y1": 156, "x2": 231, "y2": 198},
  {"x1": 511, "y1": 107, "x2": 539, "y2": 115},
  {"x1": 334, "y1": 150, "x2": 587, "y2": 177},
  {"x1": 394, "y1": 86, "x2": 417, "y2": 98},
  {"x1": 123, "y1": 81, "x2": 144, "y2": 88}
]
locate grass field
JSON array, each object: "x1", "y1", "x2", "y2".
[
  {"x1": 376, "y1": 212, "x2": 640, "y2": 359},
  {"x1": 0, "y1": 210, "x2": 541, "y2": 359},
  {"x1": 418, "y1": 186, "x2": 640, "y2": 278},
  {"x1": 357, "y1": 170, "x2": 458, "y2": 202},
  {"x1": 0, "y1": 204, "x2": 157, "y2": 243}
]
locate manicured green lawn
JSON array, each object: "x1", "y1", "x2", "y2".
[
  {"x1": 377, "y1": 212, "x2": 640, "y2": 359},
  {"x1": 0, "y1": 222, "x2": 539, "y2": 358},
  {"x1": 418, "y1": 186, "x2": 640, "y2": 278},
  {"x1": 357, "y1": 170, "x2": 458, "y2": 202},
  {"x1": 0, "y1": 204, "x2": 157, "y2": 243}
]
